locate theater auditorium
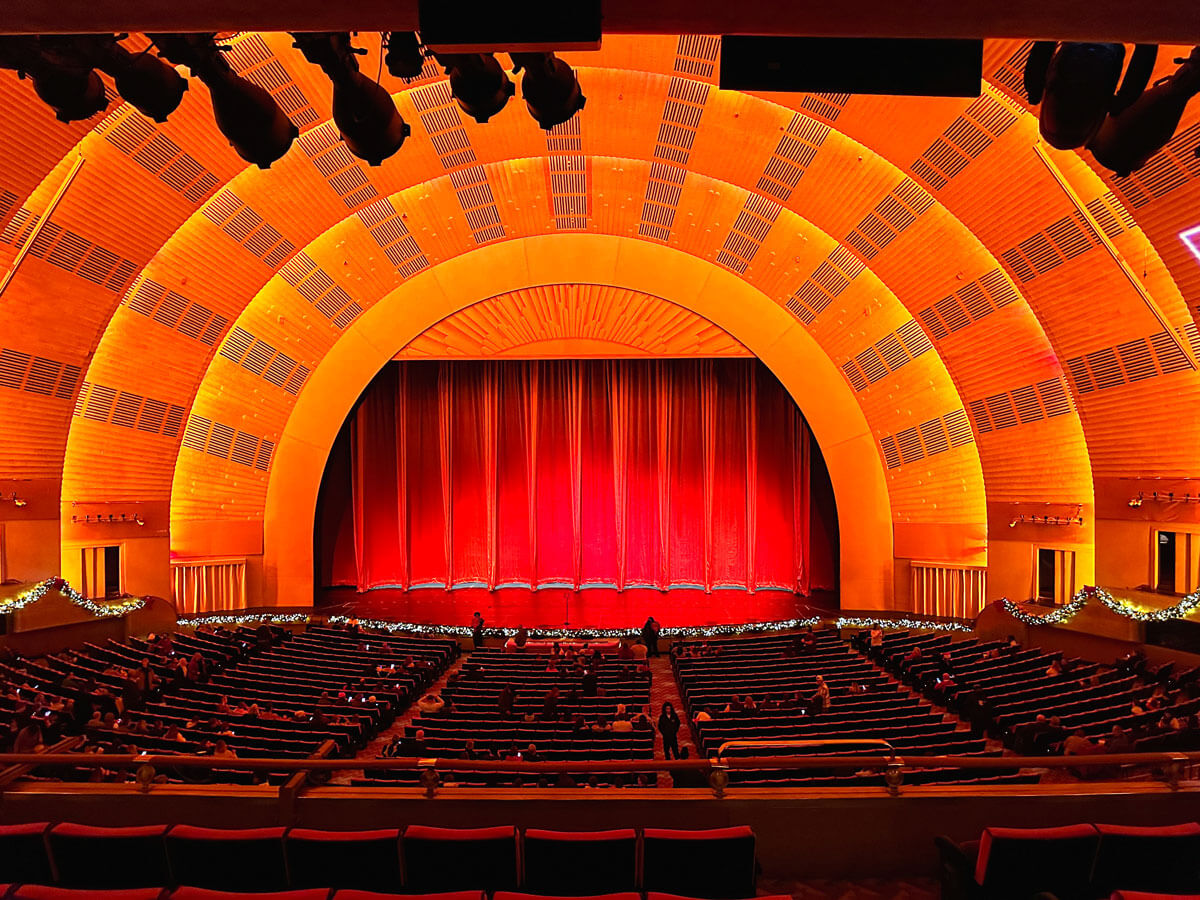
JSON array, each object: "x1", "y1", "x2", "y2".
[{"x1": 0, "y1": 2, "x2": 1199, "y2": 898}]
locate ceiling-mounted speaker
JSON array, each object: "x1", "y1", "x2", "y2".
[
  {"x1": 417, "y1": 0, "x2": 601, "y2": 53},
  {"x1": 720, "y1": 36, "x2": 983, "y2": 97}
]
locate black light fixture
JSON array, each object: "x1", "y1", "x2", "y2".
[
  {"x1": 71, "y1": 34, "x2": 188, "y2": 123},
  {"x1": 0, "y1": 36, "x2": 108, "y2": 122},
  {"x1": 1088, "y1": 46, "x2": 1200, "y2": 176},
  {"x1": 436, "y1": 52, "x2": 514, "y2": 123},
  {"x1": 1025, "y1": 42, "x2": 1128, "y2": 150},
  {"x1": 510, "y1": 51, "x2": 584, "y2": 130},
  {"x1": 149, "y1": 33, "x2": 297, "y2": 169},
  {"x1": 293, "y1": 32, "x2": 410, "y2": 166},
  {"x1": 384, "y1": 31, "x2": 426, "y2": 80}
]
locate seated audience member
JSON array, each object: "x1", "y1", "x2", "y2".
[
  {"x1": 212, "y1": 739, "x2": 238, "y2": 759},
  {"x1": 541, "y1": 685, "x2": 561, "y2": 720},
  {"x1": 1103, "y1": 725, "x2": 1133, "y2": 754},
  {"x1": 1063, "y1": 727, "x2": 1098, "y2": 756},
  {"x1": 497, "y1": 684, "x2": 515, "y2": 717},
  {"x1": 612, "y1": 715, "x2": 633, "y2": 733},
  {"x1": 631, "y1": 640, "x2": 649, "y2": 660},
  {"x1": 514, "y1": 624, "x2": 529, "y2": 649}
]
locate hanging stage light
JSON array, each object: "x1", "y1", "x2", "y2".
[
  {"x1": 1025, "y1": 42, "x2": 1127, "y2": 150},
  {"x1": 150, "y1": 33, "x2": 297, "y2": 169},
  {"x1": 384, "y1": 31, "x2": 426, "y2": 81},
  {"x1": 510, "y1": 52, "x2": 585, "y2": 130},
  {"x1": 0, "y1": 36, "x2": 108, "y2": 122},
  {"x1": 293, "y1": 32, "x2": 410, "y2": 166},
  {"x1": 435, "y1": 52, "x2": 514, "y2": 123},
  {"x1": 1089, "y1": 46, "x2": 1200, "y2": 177},
  {"x1": 73, "y1": 34, "x2": 188, "y2": 123}
]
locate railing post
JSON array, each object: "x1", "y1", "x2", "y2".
[
  {"x1": 419, "y1": 760, "x2": 439, "y2": 798},
  {"x1": 708, "y1": 761, "x2": 728, "y2": 798},
  {"x1": 884, "y1": 760, "x2": 904, "y2": 796},
  {"x1": 135, "y1": 763, "x2": 157, "y2": 793},
  {"x1": 1162, "y1": 754, "x2": 1187, "y2": 791}
]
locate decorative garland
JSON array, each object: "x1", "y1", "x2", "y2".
[
  {"x1": 1000, "y1": 590, "x2": 1089, "y2": 626},
  {"x1": 177, "y1": 612, "x2": 312, "y2": 627},
  {"x1": 1091, "y1": 586, "x2": 1200, "y2": 622},
  {"x1": 836, "y1": 616, "x2": 973, "y2": 633},
  {"x1": 0, "y1": 577, "x2": 146, "y2": 618}
]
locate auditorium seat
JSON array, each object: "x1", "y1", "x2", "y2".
[
  {"x1": 1108, "y1": 893, "x2": 1200, "y2": 899},
  {"x1": 521, "y1": 829, "x2": 638, "y2": 896},
  {"x1": 164, "y1": 826, "x2": 289, "y2": 892},
  {"x1": 1090, "y1": 823, "x2": 1200, "y2": 898},
  {"x1": 47, "y1": 823, "x2": 170, "y2": 889},
  {"x1": 494, "y1": 892, "x2": 640, "y2": 900},
  {"x1": 642, "y1": 827, "x2": 757, "y2": 898},
  {"x1": 936, "y1": 824, "x2": 1100, "y2": 900},
  {"x1": 646, "y1": 894, "x2": 793, "y2": 900},
  {"x1": 334, "y1": 892, "x2": 484, "y2": 900},
  {"x1": 0, "y1": 823, "x2": 53, "y2": 885},
  {"x1": 402, "y1": 826, "x2": 518, "y2": 893},
  {"x1": 284, "y1": 828, "x2": 401, "y2": 891},
  {"x1": 167, "y1": 890, "x2": 328, "y2": 900},
  {"x1": 7, "y1": 888, "x2": 164, "y2": 899}
]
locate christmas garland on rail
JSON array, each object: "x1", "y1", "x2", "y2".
[
  {"x1": 0, "y1": 577, "x2": 146, "y2": 618},
  {"x1": 1001, "y1": 585, "x2": 1200, "y2": 626}
]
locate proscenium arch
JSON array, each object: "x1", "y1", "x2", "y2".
[
  {"x1": 262, "y1": 234, "x2": 898, "y2": 610},
  {"x1": 167, "y1": 158, "x2": 990, "y2": 534}
]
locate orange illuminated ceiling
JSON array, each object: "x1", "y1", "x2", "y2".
[{"x1": 0, "y1": 32, "x2": 1197, "y2": 582}]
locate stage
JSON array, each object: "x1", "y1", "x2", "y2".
[{"x1": 316, "y1": 586, "x2": 835, "y2": 631}]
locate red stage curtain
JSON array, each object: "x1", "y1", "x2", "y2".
[{"x1": 323, "y1": 359, "x2": 820, "y2": 593}]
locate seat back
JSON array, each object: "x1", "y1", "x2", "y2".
[
  {"x1": 164, "y1": 826, "x2": 288, "y2": 892},
  {"x1": 974, "y1": 824, "x2": 1099, "y2": 900},
  {"x1": 285, "y1": 828, "x2": 401, "y2": 891},
  {"x1": 48, "y1": 824, "x2": 170, "y2": 889},
  {"x1": 334, "y1": 892, "x2": 485, "y2": 900},
  {"x1": 8, "y1": 889, "x2": 164, "y2": 900},
  {"x1": 402, "y1": 826, "x2": 518, "y2": 893},
  {"x1": 495, "y1": 892, "x2": 640, "y2": 900},
  {"x1": 0, "y1": 823, "x2": 53, "y2": 885},
  {"x1": 642, "y1": 827, "x2": 756, "y2": 899},
  {"x1": 521, "y1": 829, "x2": 638, "y2": 896},
  {"x1": 167, "y1": 890, "x2": 328, "y2": 900},
  {"x1": 1091, "y1": 823, "x2": 1200, "y2": 897}
]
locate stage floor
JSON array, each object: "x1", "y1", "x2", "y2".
[{"x1": 316, "y1": 586, "x2": 834, "y2": 631}]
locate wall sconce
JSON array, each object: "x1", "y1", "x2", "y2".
[
  {"x1": 0, "y1": 492, "x2": 28, "y2": 507},
  {"x1": 1009, "y1": 513, "x2": 1085, "y2": 527}
]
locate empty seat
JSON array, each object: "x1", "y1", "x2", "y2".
[
  {"x1": 165, "y1": 826, "x2": 288, "y2": 892},
  {"x1": 8, "y1": 889, "x2": 163, "y2": 900},
  {"x1": 970, "y1": 824, "x2": 1099, "y2": 900},
  {"x1": 647, "y1": 894, "x2": 793, "y2": 900},
  {"x1": 168, "y1": 890, "x2": 328, "y2": 900},
  {"x1": 48, "y1": 823, "x2": 170, "y2": 889},
  {"x1": 1091, "y1": 823, "x2": 1200, "y2": 898},
  {"x1": 0, "y1": 823, "x2": 53, "y2": 885},
  {"x1": 495, "y1": 892, "x2": 639, "y2": 900},
  {"x1": 402, "y1": 826, "x2": 517, "y2": 893},
  {"x1": 336, "y1": 893, "x2": 486, "y2": 900},
  {"x1": 1109, "y1": 893, "x2": 1200, "y2": 900},
  {"x1": 521, "y1": 829, "x2": 637, "y2": 896},
  {"x1": 285, "y1": 828, "x2": 401, "y2": 891},
  {"x1": 642, "y1": 827, "x2": 756, "y2": 899}
]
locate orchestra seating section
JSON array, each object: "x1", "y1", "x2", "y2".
[
  {"x1": 868, "y1": 630, "x2": 1200, "y2": 757},
  {"x1": 670, "y1": 630, "x2": 1032, "y2": 787},
  {"x1": 935, "y1": 822, "x2": 1200, "y2": 899},
  {"x1": 357, "y1": 648, "x2": 656, "y2": 787},
  {"x1": 0, "y1": 822, "x2": 761, "y2": 899},
  {"x1": 0, "y1": 624, "x2": 457, "y2": 784}
]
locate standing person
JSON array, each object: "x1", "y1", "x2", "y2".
[
  {"x1": 471, "y1": 612, "x2": 486, "y2": 649},
  {"x1": 642, "y1": 617, "x2": 661, "y2": 657},
  {"x1": 658, "y1": 701, "x2": 682, "y2": 760},
  {"x1": 514, "y1": 624, "x2": 529, "y2": 650}
]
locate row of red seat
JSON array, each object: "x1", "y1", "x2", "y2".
[
  {"x1": 936, "y1": 821, "x2": 1200, "y2": 900},
  {"x1": 1, "y1": 890, "x2": 787, "y2": 900},
  {"x1": 0, "y1": 823, "x2": 757, "y2": 899}
]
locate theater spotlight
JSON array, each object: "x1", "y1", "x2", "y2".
[
  {"x1": 0, "y1": 36, "x2": 108, "y2": 122},
  {"x1": 510, "y1": 52, "x2": 585, "y2": 130},
  {"x1": 1025, "y1": 42, "x2": 1128, "y2": 149},
  {"x1": 1089, "y1": 46, "x2": 1200, "y2": 177},
  {"x1": 384, "y1": 31, "x2": 426, "y2": 80},
  {"x1": 293, "y1": 32, "x2": 410, "y2": 166},
  {"x1": 72, "y1": 34, "x2": 188, "y2": 123},
  {"x1": 435, "y1": 52, "x2": 514, "y2": 123},
  {"x1": 150, "y1": 33, "x2": 297, "y2": 169}
]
